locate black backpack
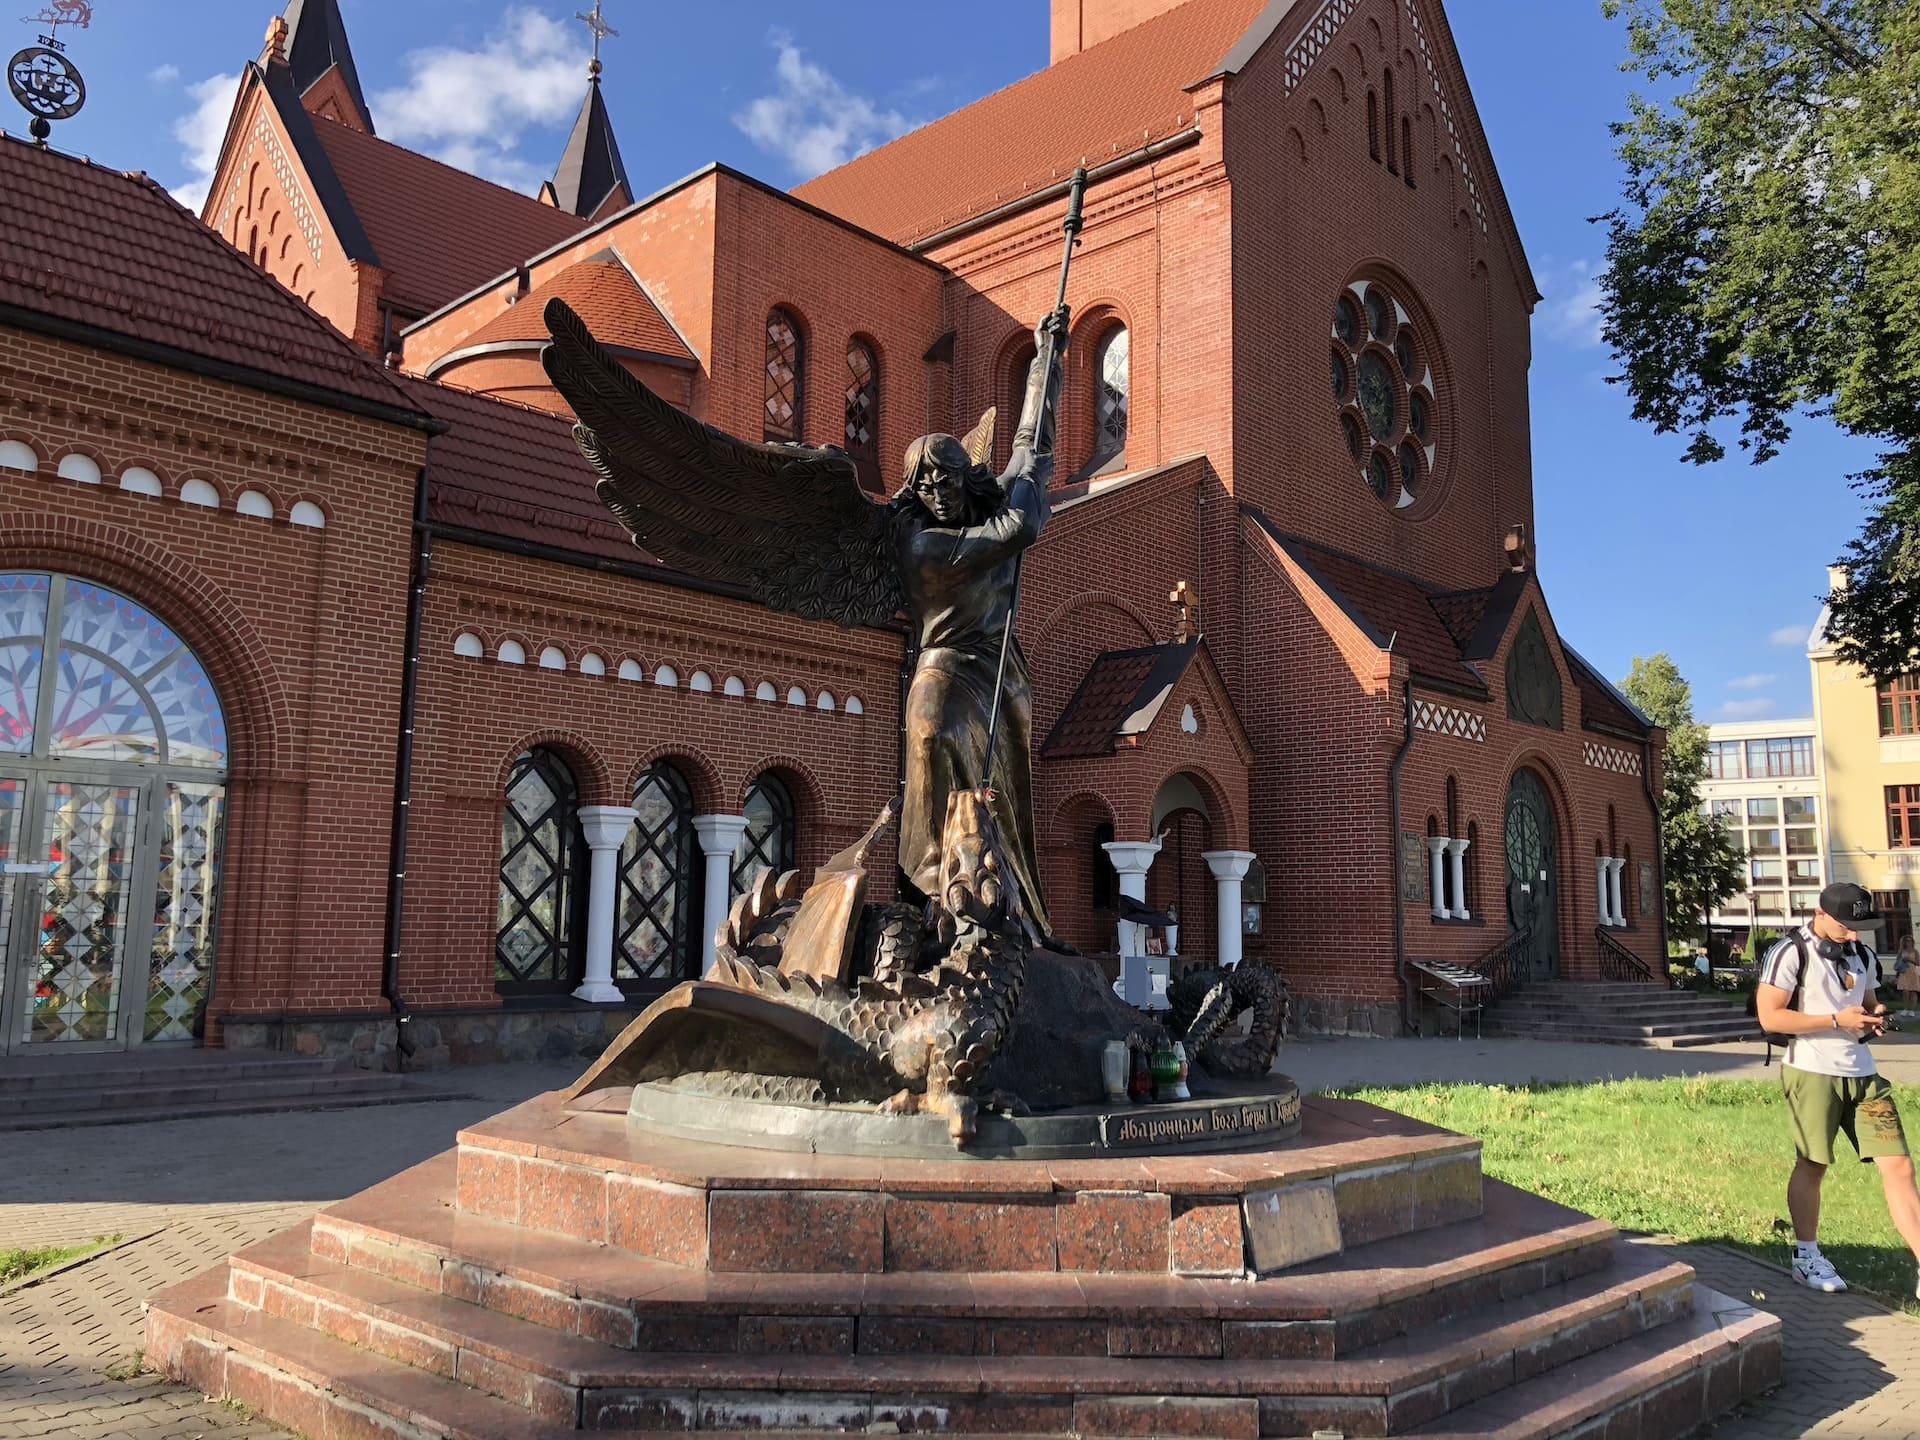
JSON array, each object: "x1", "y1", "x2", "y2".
[{"x1": 1761, "y1": 931, "x2": 1876, "y2": 1067}]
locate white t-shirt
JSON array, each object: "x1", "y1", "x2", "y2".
[{"x1": 1759, "y1": 926, "x2": 1881, "y2": 1078}]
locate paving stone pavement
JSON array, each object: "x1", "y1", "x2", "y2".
[{"x1": 5, "y1": 1044, "x2": 1920, "y2": 1438}]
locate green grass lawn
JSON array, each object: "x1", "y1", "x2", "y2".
[
  {"x1": 1336, "y1": 1077, "x2": 1920, "y2": 1312},
  {"x1": 0, "y1": 1235, "x2": 117, "y2": 1288}
]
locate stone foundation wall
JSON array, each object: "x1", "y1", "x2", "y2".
[
  {"x1": 221, "y1": 1006, "x2": 645, "y2": 1071},
  {"x1": 1288, "y1": 995, "x2": 1406, "y2": 1038}
]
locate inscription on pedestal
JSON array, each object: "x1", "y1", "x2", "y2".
[{"x1": 1099, "y1": 1092, "x2": 1301, "y2": 1151}]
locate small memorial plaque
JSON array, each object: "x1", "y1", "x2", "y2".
[
  {"x1": 1099, "y1": 1091, "x2": 1301, "y2": 1151},
  {"x1": 1399, "y1": 831, "x2": 1427, "y2": 903}
]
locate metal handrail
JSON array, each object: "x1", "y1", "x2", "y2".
[
  {"x1": 1463, "y1": 926, "x2": 1533, "y2": 1004},
  {"x1": 1595, "y1": 925, "x2": 1670, "y2": 988}
]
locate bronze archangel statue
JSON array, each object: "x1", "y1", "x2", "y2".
[{"x1": 540, "y1": 299, "x2": 1068, "y2": 938}]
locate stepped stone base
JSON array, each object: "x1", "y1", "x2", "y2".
[{"x1": 147, "y1": 1087, "x2": 1780, "y2": 1437}]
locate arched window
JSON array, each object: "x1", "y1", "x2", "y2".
[
  {"x1": 1445, "y1": 775, "x2": 1460, "y2": 838},
  {"x1": 1608, "y1": 805, "x2": 1618, "y2": 856},
  {"x1": 764, "y1": 308, "x2": 803, "y2": 443},
  {"x1": 1622, "y1": 842, "x2": 1634, "y2": 926},
  {"x1": 496, "y1": 748, "x2": 583, "y2": 991},
  {"x1": 1384, "y1": 70, "x2": 1397, "y2": 172},
  {"x1": 1466, "y1": 820, "x2": 1479, "y2": 914},
  {"x1": 617, "y1": 763, "x2": 696, "y2": 983},
  {"x1": 1401, "y1": 115, "x2": 1415, "y2": 187},
  {"x1": 1367, "y1": 90, "x2": 1380, "y2": 162},
  {"x1": 844, "y1": 337, "x2": 880, "y2": 491},
  {"x1": 733, "y1": 774, "x2": 797, "y2": 895},
  {"x1": 1091, "y1": 820, "x2": 1117, "y2": 910},
  {"x1": 0, "y1": 573, "x2": 230, "y2": 1049},
  {"x1": 1002, "y1": 337, "x2": 1038, "y2": 469},
  {"x1": 1090, "y1": 326, "x2": 1130, "y2": 476}
]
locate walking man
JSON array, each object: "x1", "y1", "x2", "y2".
[{"x1": 1756, "y1": 882, "x2": 1920, "y2": 1293}]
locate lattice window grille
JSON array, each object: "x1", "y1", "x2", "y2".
[
  {"x1": 1583, "y1": 741, "x2": 1642, "y2": 776},
  {"x1": 616, "y1": 764, "x2": 695, "y2": 982},
  {"x1": 1413, "y1": 698, "x2": 1486, "y2": 743},
  {"x1": 1285, "y1": 0, "x2": 1359, "y2": 92}
]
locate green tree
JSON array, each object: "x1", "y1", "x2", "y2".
[
  {"x1": 1598, "y1": 1, "x2": 1920, "y2": 677},
  {"x1": 1620, "y1": 654, "x2": 1746, "y2": 941}
]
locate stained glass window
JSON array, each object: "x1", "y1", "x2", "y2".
[
  {"x1": 1094, "y1": 327, "x2": 1130, "y2": 466},
  {"x1": 497, "y1": 749, "x2": 580, "y2": 987},
  {"x1": 733, "y1": 774, "x2": 796, "y2": 896},
  {"x1": 844, "y1": 339, "x2": 879, "y2": 491},
  {"x1": 764, "y1": 308, "x2": 803, "y2": 443},
  {"x1": 30, "y1": 780, "x2": 140, "y2": 1044},
  {"x1": 617, "y1": 763, "x2": 695, "y2": 982},
  {"x1": 0, "y1": 573, "x2": 48, "y2": 753},
  {"x1": 146, "y1": 781, "x2": 223, "y2": 1041},
  {"x1": 1331, "y1": 282, "x2": 1439, "y2": 512}
]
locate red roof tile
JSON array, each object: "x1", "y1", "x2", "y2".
[
  {"x1": 401, "y1": 374, "x2": 648, "y2": 564},
  {"x1": 0, "y1": 131, "x2": 421, "y2": 419},
  {"x1": 453, "y1": 254, "x2": 692, "y2": 363},
  {"x1": 310, "y1": 117, "x2": 588, "y2": 317},
  {"x1": 793, "y1": 0, "x2": 1270, "y2": 245}
]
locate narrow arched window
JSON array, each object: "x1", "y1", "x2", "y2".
[
  {"x1": 497, "y1": 748, "x2": 583, "y2": 991},
  {"x1": 1367, "y1": 90, "x2": 1380, "y2": 163},
  {"x1": 1445, "y1": 775, "x2": 1460, "y2": 838},
  {"x1": 1091, "y1": 326, "x2": 1130, "y2": 474},
  {"x1": 734, "y1": 774, "x2": 797, "y2": 895},
  {"x1": 1608, "y1": 804, "x2": 1618, "y2": 856},
  {"x1": 1091, "y1": 820, "x2": 1117, "y2": 910},
  {"x1": 1384, "y1": 70, "x2": 1397, "y2": 173},
  {"x1": 1002, "y1": 337, "x2": 1037, "y2": 470},
  {"x1": 844, "y1": 337, "x2": 879, "y2": 491},
  {"x1": 764, "y1": 308, "x2": 803, "y2": 443},
  {"x1": 1466, "y1": 820, "x2": 1479, "y2": 913},
  {"x1": 618, "y1": 762, "x2": 696, "y2": 983},
  {"x1": 1622, "y1": 842, "x2": 1634, "y2": 925},
  {"x1": 1401, "y1": 115, "x2": 1415, "y2": 187}
]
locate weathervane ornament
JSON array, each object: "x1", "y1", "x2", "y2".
[
  {"x1": 19, "y1": 0, "x2": 89, "y2": 37},
  {"x1": 11, "y1": 0, "x2": 87, "y2": 140},
  {"x1": 575, "y1": 0, "x2": 615, "y2": 76}
]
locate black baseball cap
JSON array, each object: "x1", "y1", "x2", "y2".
[{"x1": 1818, "y1": 882, "x2": 1883, "y2": 933}]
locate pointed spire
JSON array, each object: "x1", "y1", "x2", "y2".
[
  {"x1": 280, "y1": 0, "x2": 374, "y2": 134},
  {"x1": 550, "y1": 3, "x2": 631, "y2": 219}
]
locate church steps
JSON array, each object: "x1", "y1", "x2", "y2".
[
  {"x1": 1488, "y1": 983, "x2": 1764, "y2": 1048},
  {"x1": 0, "y1": 1053, "x2": 347, "y2": 1093},
  {"x1": 0, "y1": 1069, "x2": 457, "y2": 1129}
]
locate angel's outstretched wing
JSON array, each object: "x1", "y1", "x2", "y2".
[{"x1": 541, "y1": 298, "x2": 904, "y2": 629}]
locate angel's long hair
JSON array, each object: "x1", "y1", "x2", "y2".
[{"x1": 893, "y1": 433, "x2": 1005, "y2": 523}]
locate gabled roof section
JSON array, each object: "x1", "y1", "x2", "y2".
[
  {"x1": 1043, "y1": 638, "x2": 1204, "y2": 758},
  {"x1": 793, "y1": 0, "x2": 1270, "y2": 246},
  {"x1": 429, "y1": 251, "x2": 694, "y2": 372},
  {"x1": 1565, "y1": 646, "x2": 1654, "y2": 738},
  {"x1": 0, "y1": 131, "x2": 425, "y2": 425},
  {"x1": 549, "y1": 79, "x2": 631, "y2": 220},
  {"x1": 402, "y1": 375, "x2": 651, "y2": 564},
  {"x1": 309, "y1": 117, "x2": 589, "y2": 318},
  {"x1": 282, "y1": 0, "x2": 373, "y2": 133}
]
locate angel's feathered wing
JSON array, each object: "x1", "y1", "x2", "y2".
[{"x1": 541, "y1": 298, "x2": 904, "y2": 628}]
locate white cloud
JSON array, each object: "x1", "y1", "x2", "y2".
[
  {"x1": 733, "y1": 31, "x2": 915, "y2": 181},
  {"x1": 369, "y1": 8, "x2": 589, "y2": 193},
  {"x1": 1769, "y1": 623, "x2": 1809, "y2": 647},
  {"x1": 1717, "y1": 697, "x2": 1779, "y2": 721},
  {"x1": 1539, "y1": 258, "x2": 1605, "y2": 349},
  {"x1": 1727, "y1": 673, "x2": 1776, "y2": 692},
  {"x1": 149, "y1": 63, "x2": 180, "y2": 85},
  {"x1": 169, "y1": 72, "x2": 242, "y2": 212}
]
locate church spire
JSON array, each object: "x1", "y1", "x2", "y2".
[
  {"x1": 547, "y1": 2, "x2": 632, "y2": 219},
  {"x1": 276, "y1": 0, "x2": 374, "y2": 134}
]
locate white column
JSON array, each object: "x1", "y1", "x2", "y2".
[
  {"x1": 1607, "y1": 857, "x2": 1628, "y2": 928},
  {"x1": 1595, "y1": 855, "x2": 1612, "y2": 927},
  {"x1": 1103, "y1": 838, "x2": 1162, "y2": 957},
  {"x1": 573, "y1": 805, "x2": 638, "y2": 1003},
  {"x1": 693, "y1": 814, "x2": 752, "y2": 977},
  {"x1": 1203, "y1": 850, "x2": 1256, "y2": 970},
  {"x1": 1445, "y1": 838, "x2": 1471, "y2": 921},
  {"x1": 1427, "y1": 836, "x2": 1450, "y2": 921}
]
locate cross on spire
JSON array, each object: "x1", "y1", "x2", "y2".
[{"x1": 576, "y1": 0, "x2": 617, "y2": 77}]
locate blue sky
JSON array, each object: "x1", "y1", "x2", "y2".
[{"x1": 26, "y1": 0, "x2": 1869, "y2": 726}]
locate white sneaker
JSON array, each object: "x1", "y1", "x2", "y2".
[{"x1": 1793, "y1": 1252, "x2": 1848, "y2": 1292}]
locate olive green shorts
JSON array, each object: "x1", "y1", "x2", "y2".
[{"x1": 1782, "y1": 1066, "x2": 1909, "y2": 1166}]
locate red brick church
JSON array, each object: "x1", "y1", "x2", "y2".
[{"x1": 0, "y1": 0, "x2": 1666, "y2": 1063}]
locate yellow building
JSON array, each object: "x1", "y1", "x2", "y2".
[{"x1": 1810, "y1": 567, "x2": 1920, "y2": 950}]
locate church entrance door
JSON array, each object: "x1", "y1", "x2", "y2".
[{"x1": 1504, "y1": 768, "x2": 1560, "y2": 981}]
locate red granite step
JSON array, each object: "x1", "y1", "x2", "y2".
[
  {"x1": 1405, "y1": 1283, "x2": 1781, "y2": 1439},
  {"x1": 307, "y1": 1151, "x2": 1615, "y2": 1359}
]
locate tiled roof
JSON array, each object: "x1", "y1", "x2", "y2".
[
  {"x1": 448, "y1": 253, "x2": 692, "y2": 364},
  {"x1": 1429, "y1": 587, "x2": 1494, "y2": 652},
  {"x1": 0, "y1": 131, "x2": 422, "y2": 420},
  {"x1": 793, "y1": 0, "x2": 1271, "y2": 245},
  {"x1": 1043, "y1": 639, "x2": 1200, "y2": 758},
  {"x1": 402, "y1": 375, "x2": 654, "y2": 565},
  {"x1": 310, "y1": 117, "x2": 588, "y2": 317}
]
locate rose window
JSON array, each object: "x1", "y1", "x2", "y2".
[{"x1": 1331, "y1": 280, "x2": 1437, "y2": 511}]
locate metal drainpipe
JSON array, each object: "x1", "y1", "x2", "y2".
[
  {"x1": 1388, "y1": 680, "x2": 1418, "y2": 1033},
  {"x1": 380, "y1": 466, "x2": 431, "y2": 1070},
  {"x1": 1641, "y1": 735, "x2": 1671, "y2": 968}
]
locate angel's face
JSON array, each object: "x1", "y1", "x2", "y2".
[{"x1": 915, "y1": 464, "x2": 967, "y2": 524}]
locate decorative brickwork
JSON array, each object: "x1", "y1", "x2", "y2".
[
  {"x1": 1413, "y1": 698, "x2": 1485, "y2": 743},
  {"x1": 1284, "y1": 0, "x2": 1360, "y2": 93},
  {"x1": 1583, "y1": 741, "x2": 1644, "y2": 777}
]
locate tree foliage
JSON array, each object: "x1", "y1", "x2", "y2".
[
  {"x1": 1599, "y1": 0, "x2": 1920, "y2": 676},
  {"x1": 1621, "y1": 654, "x2": 1746, "y2": 935}
]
